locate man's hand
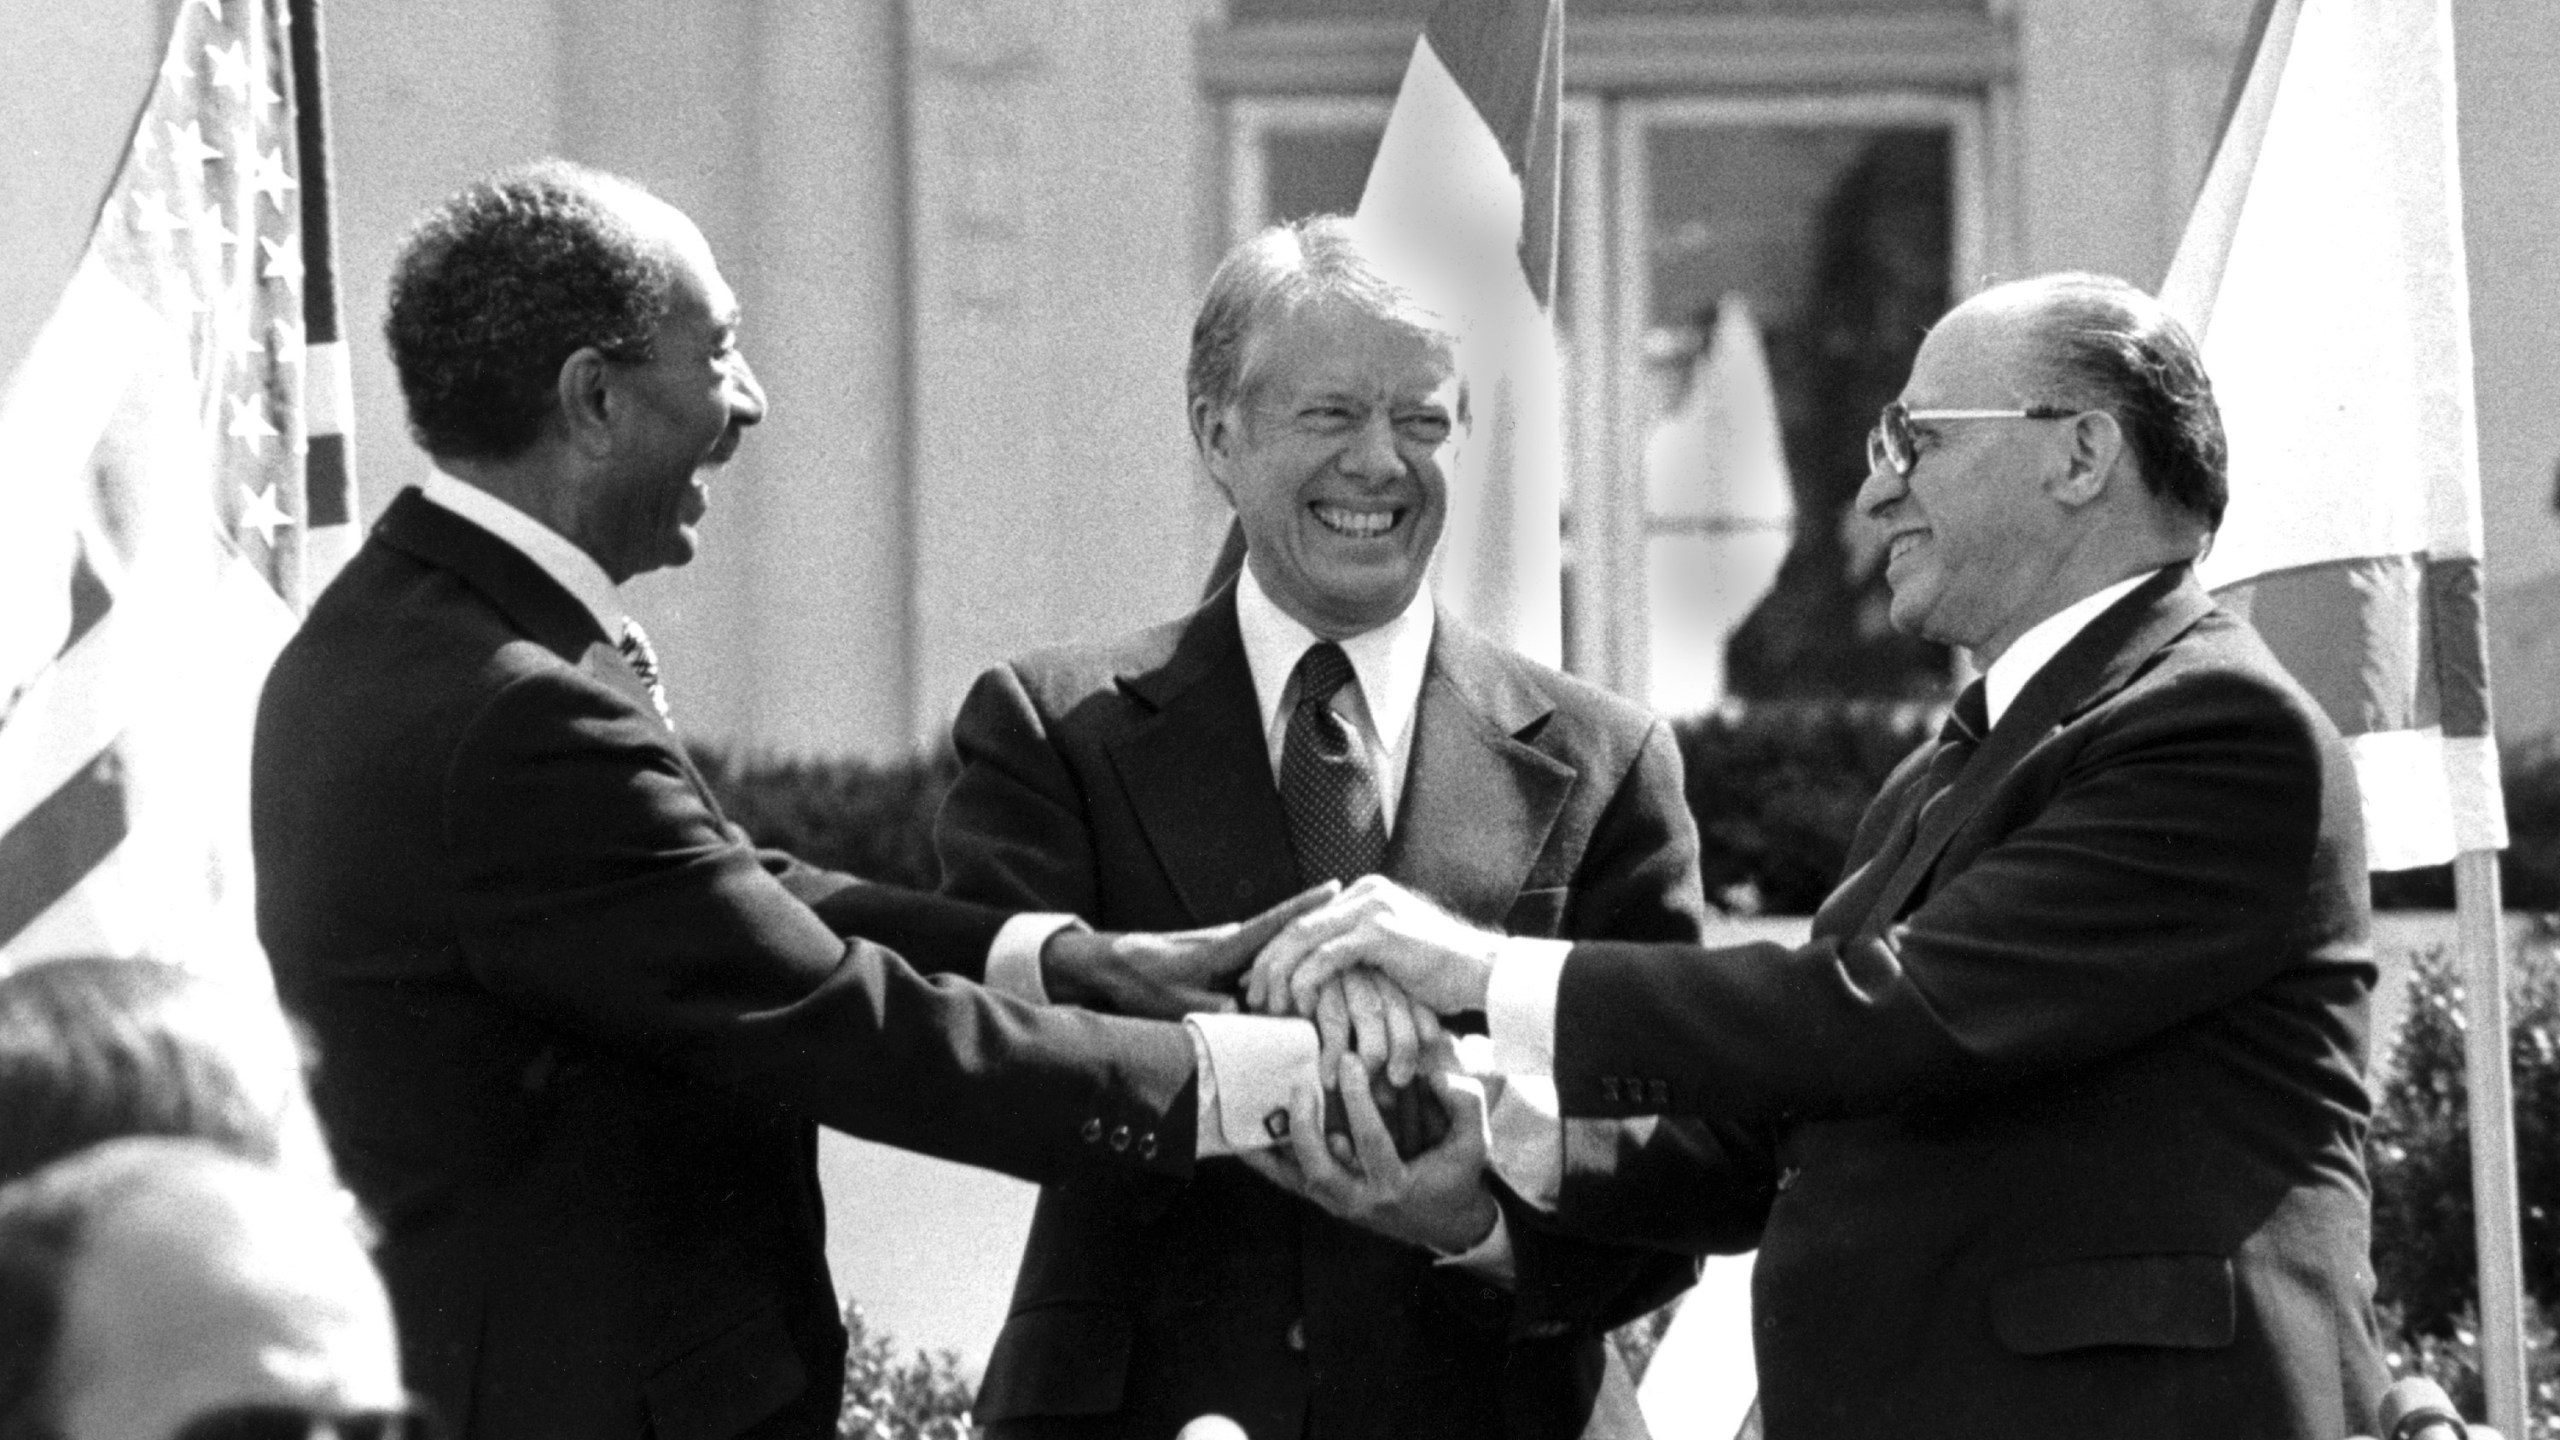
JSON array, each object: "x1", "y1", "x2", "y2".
[
  {"x1": 1312, "y1": 969, "x2": 1443, "y2": 1087},
  {"x1": 1247, "y1": 875, "x2": 1501, "y2": 1019},
  {"x1": 1240, "y1": 1050, "x2": 1499, "y2": 1257},
  {"x1": 1042, "y1": 882, "x2": 1338, "y2": 1020}
]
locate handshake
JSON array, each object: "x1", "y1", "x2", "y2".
[{"x1": 1044, "y1": 875, "x2": 1501, "y2": 1155}]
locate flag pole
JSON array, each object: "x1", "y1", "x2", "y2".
[
  {"x1": 2457, "y1": 848, "x2": 2528, "y2": 1437},
  {"x1": 285, "y1": 0, "x2": 357, "y2": 607}
]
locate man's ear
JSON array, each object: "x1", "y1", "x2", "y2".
[
  {"x1": 2048, "y1": 410, "x2": 2126, "y2": 508},
  {"x1": 555, "y1": 347, "x2": 616, "y2": 458},
  {"x1": 1191, "y1": 395, "x2": 1238, "y2": 497}
]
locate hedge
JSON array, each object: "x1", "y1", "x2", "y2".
[{"x1": 695, "y1": 714, "x2": 2560, "y2": 914}]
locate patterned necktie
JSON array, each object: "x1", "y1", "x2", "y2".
[
  {"x1": 617, "y1": 618, "x2": 674, "y2": 728},
  {"x1": 1279, "y1": 641, "x2": 1387, "y2": 885}
]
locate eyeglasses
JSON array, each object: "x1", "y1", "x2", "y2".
[
  {"x1": 172, "y1": 1400, "x2": 439, "y2": 1440},
  {"x1": 1866, "y1": 400, "x2": 2080, "y2": 479}
]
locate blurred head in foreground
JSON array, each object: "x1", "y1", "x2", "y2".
[
  {"x1": 0, "y1": 956, "x2": 335, "y2": 1188},
  {"x1": 0, "y1": 1138, "x2": 411, "y2": 1440}
]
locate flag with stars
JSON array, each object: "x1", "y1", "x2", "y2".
[{"x1": 0, "y1": 0, "x2": 356, "y2": 975}]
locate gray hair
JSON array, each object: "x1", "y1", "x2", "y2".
[
  {"x1": 1186, "y1": 214, "x2": 1470, "y2": 425},
  {"x1": 2003, "y1": 272, "x2": 2228, "y2": 531}
]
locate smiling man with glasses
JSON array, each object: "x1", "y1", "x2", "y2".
[{"x1": 1251, "y1": 272, "x2": 2386, "y2": 1439}]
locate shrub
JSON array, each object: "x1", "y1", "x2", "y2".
[
  {"x1": 2369, "y1": 934, "x2": 2560, "y2": 1335},
  {"x1": 838, "y1": 1304, "x2": 978, "y2": 1440},
  {"x1": 1669, "y1": 702, "x2": 1932, "y2": 915},
  {"x1": 691, "y1": 743, "x2": 958, "y2": 892}
]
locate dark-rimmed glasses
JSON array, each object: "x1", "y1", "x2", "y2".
[{"x1": 1866, "y1": 400, "x2": 2080, "y2": 479}]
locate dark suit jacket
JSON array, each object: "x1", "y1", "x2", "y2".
[
  {"x1": 935, "y1": 585, "x2": 1709, "y2": 1440},
  {"x1": 252, "y1": 490, "x2": 1208, "y2": 1440},
  {"x1": 1547, "y1": 567, "x2": 2386, "y2": 1440}
]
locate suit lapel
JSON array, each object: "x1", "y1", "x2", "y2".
[
  {"x1": 374, "y1": 486, "x2": 707, "y2": 797},
  {"x1": 1858, "y1": 565, "x2": 2215, "y2": 936},
  {"x1": 1106, "y1": 588, "x2": 1306, "y2": 925},
  {"x1": 1384, "y1": 617, "x2": 1574, "y2": 924}
]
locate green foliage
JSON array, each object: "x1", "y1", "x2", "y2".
[
  {"x1": 689, "y1": 717, "x2": 2560, "y2": 916},
  {"x1": 2369, "y1": 933, "x2": 2560, "y2": 1434},
  {"x1": 2378, "y1": 1302, "x2": 2560, "y2": 1440},
  {"x1": 1670, "y1": 702, "x2": 1932, "y2": 916},
  {"x1": 837, "y1": 1304, "x2": 978, "y2": 1440},
  {"x1": 2369, "y1": 936, "x2": 2560, "y2": 1335},
  {"x1": 691, "y1": 743, "x2": 958, "y2": 892}
]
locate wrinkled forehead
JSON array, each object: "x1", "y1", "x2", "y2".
[
  {"x1": 608, "y1": 187, "x2": 736, "y2": 323},
  {"x1": 1235, "y1": 294, "x2": 1461, "y2": 406}
]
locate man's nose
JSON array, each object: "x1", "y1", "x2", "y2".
[
  {"x1": 1853, "y1": 454, "x2": 1901, "y2": 518},
  {"x1": 727, "y1": 353, "x2": 768, "y2": 426},
  {"x1": 1338, "y1": 412, "x2": 1400, "y2": 481}
]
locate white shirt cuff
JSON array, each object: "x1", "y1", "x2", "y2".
[
  {"x1": 1183, "y1": 1012, "x2": 1320, "y2": 1156},
  {"x1": 1487, "y1": 937, "x2": 1571, "y2": 1078},
  {"x1": 987, "y1": 913, "x2": 1080, "y2": 1004}
]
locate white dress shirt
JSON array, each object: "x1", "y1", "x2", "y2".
[
  {"x1": 411, "y1": 475, "x2": 1314, "y2": 1156},
  {"x1": 1484, "y1": 568, "x2": 2169, "y2": 1079}
]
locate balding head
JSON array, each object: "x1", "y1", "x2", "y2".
[
  {"x1": 0, "y1": 1139, "x2": 404, "y2": 1440},
  {"x1": 1856, "y1": 274, "x2": 2222, "y2": 662},
  {"x1": 1966, "y1": 273, "x2": 2227, "y2": 531}
]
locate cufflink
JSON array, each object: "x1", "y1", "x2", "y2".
[{"x1": 1264, "y1": 1107, "x2": 1292, "y2": 1141}]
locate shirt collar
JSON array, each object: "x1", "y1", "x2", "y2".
[
  {"x1": 419, "y1": 470, "x2": 625, "y2": 640},
  {"x1": 1234, "y1": 564, "x2": 1435, "y2": 752},
  {"x1": 1982, "y1": 569, "x2": 2160, "y2": 727}
]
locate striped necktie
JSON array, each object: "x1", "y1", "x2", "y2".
[{"x1": 1278, "y1": 641, "x2": 1387, "y2": 884}]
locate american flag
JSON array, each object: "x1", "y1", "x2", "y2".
[{"x1": 0, "y1": 0, "x2": 354, "y2": 976}]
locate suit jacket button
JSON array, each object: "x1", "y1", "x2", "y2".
[
  {"x1": 1600, "y1": 1077, "x2": 1620, "y2": 1103},
  {"x1": 1285, "y1": 1319, "x2": 1307, "y2": 1353},
  {"x1": 1081, "y1": 1118, "x2": 1103, "y2": 1143},
  {"x1": 1649, "y1": 1079, "x2": 1670, "y2": 1107},
  {"x1": 1110, "y1": 1124, "x2": 1131, "y2": 1152},
  {"x1": 1139, "y1": 1132, "x2": 1159, "y2": 1161}
]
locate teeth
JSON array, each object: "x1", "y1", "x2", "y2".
[
  {"x1": 1889, "y1": 532, "x2": 1922, "y2": 561},
  {"x1": 1313, "y1": 504, "x2": 1398, "y2": 539}
]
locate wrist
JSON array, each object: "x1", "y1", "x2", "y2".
[
  {"x1": 1040, "y1": 928, "x2": 1108, "y2": 1008},
  {"x1": 1429, "y1": 1184, "x2": 1502, "y2": 1257}
]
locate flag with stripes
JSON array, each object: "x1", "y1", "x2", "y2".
[
  {"x1": 1356, "y1": 0, "x2": 1566, "y2": 667},
  {"x1": 2162, "y1": 0, "x2": 2502, "y2": 871},
  {"x1": 0, "y1": 0, "x2": 356, "y2": 973}
]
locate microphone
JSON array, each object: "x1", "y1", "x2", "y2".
[{"x1": 2375, "y1": 1377, "x2": 2469, "y2": 1440}]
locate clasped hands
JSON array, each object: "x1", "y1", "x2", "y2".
[{"x1": 1041, "y1": 876, "x2": 1510, "y2": 1254}]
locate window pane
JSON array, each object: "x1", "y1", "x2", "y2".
[
  {"x1": 1262, "y1": 128, "x2": 1379, "y2": 224},
  {"x1": 1638, "y1": 121, "x2": 1953, "y2": 703}
]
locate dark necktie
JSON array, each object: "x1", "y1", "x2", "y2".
[
  {"x1": 1278, "y1": 642, "x2": 1387, "y2": 884},
  {"x1": 1914, "y1": 679, "x2": 1988, "y2": 835},
  {"x1": 617, "y1": 618, "x2": 674, "y2": 728},
  {"x1": 1279, "y1": 643, "x2": 1445, "y2": 1156}
]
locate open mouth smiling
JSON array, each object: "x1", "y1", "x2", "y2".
[{"x1": 1311, "y1": 502, "x2": 1403, "y2": 539}]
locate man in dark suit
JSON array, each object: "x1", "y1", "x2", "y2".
[
  {"x1": 935, "y1": 215, "x2": 1706, "y2": 1440},
  {"x1": 252, "y1": 162, "x2": 1327, "y2": 1440},
  {"x1": 1253, "y1": 272, "x2": 2388, "y2": 1439}
]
